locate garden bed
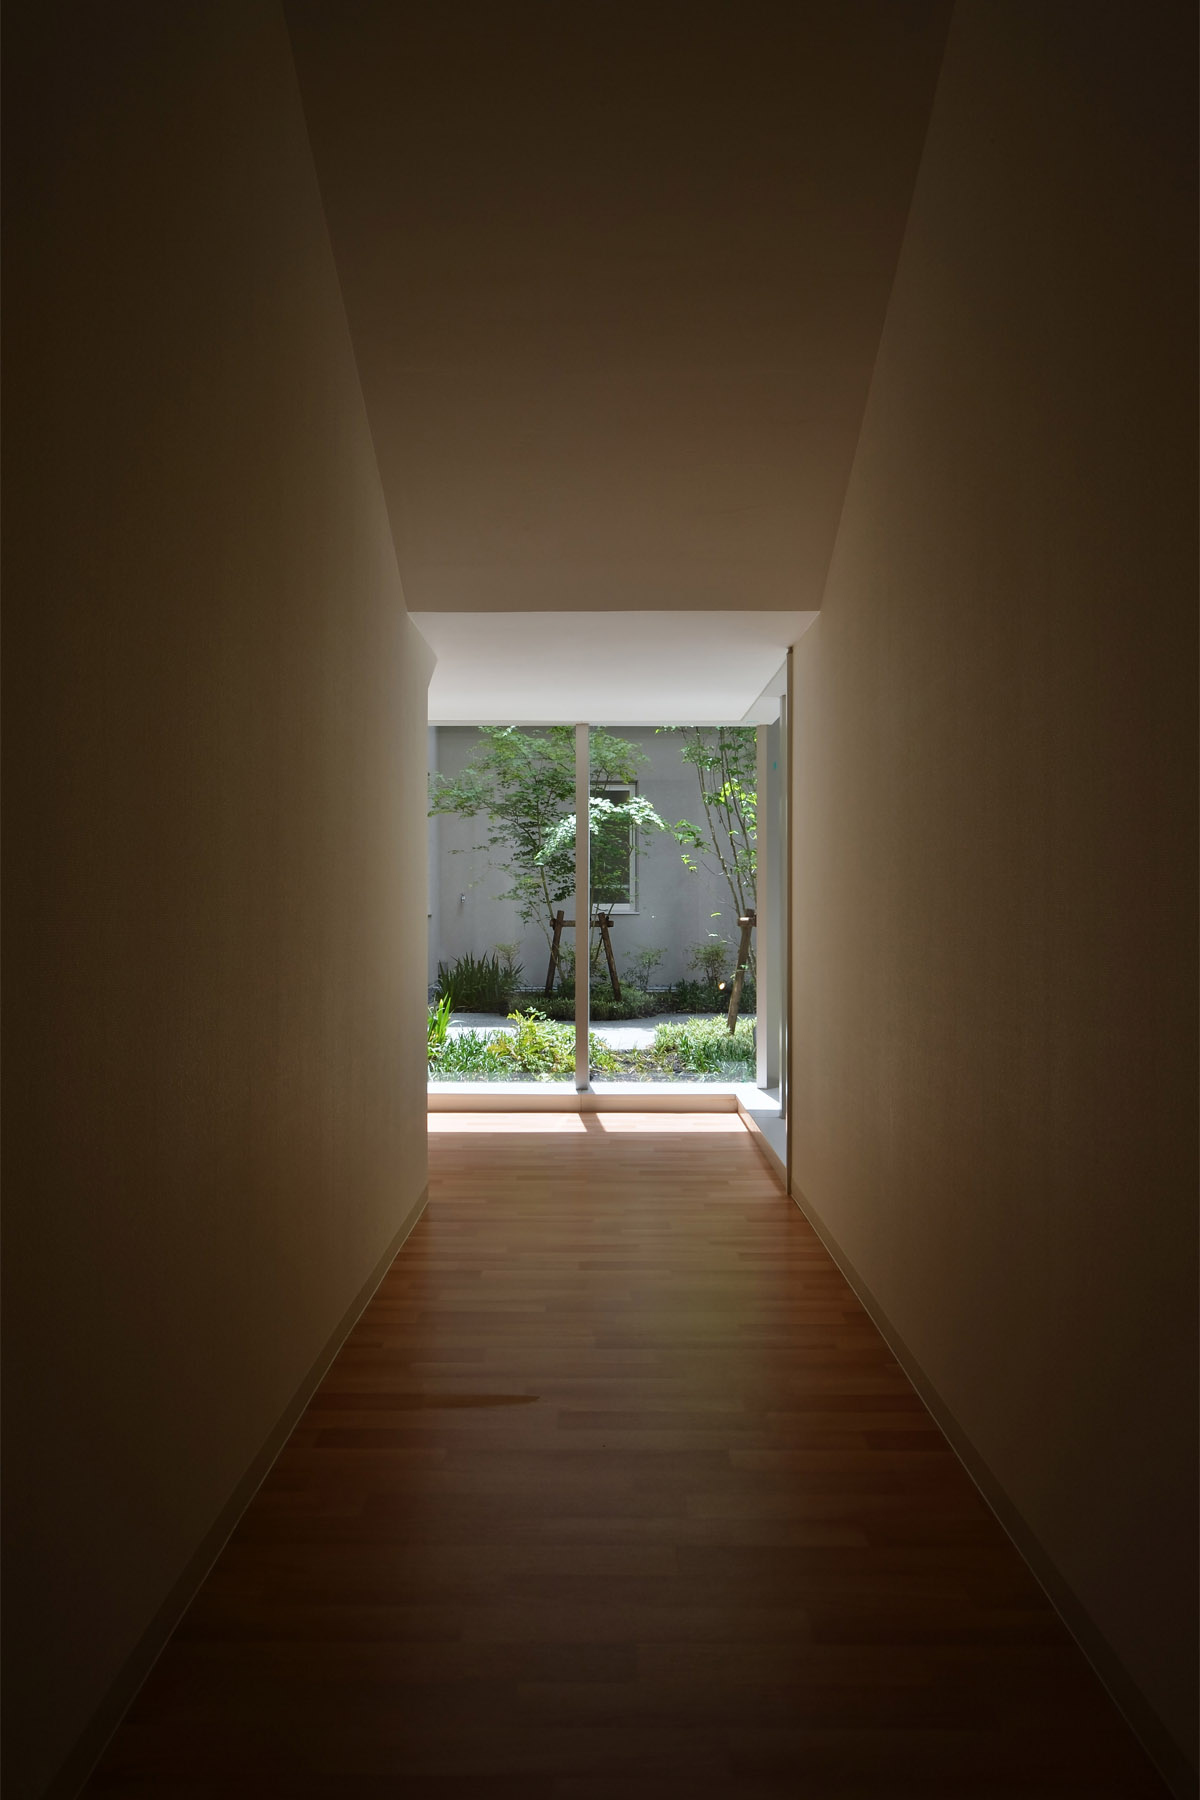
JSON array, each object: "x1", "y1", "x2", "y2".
[{"x1": 428, "y1": 1009, "x2": 755, "y2": 1084}]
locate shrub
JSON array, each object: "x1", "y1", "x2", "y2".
[
  {"x1": 514, "y1": 985, "x2": 659, "y2": 1021},
  {"x1": 626, "y1": 946, "x2": 666, "y2": 990},
  {"x1": 488, "y1": 1009, "x2": 575, "y2": 1076},
  {"x1": 668, "y1": 975, "x2": 756, "y2": 1015},
  {"x1": 589, "y1": 988, "x2": 658, "y2": 1020},
  {"x1": 435, "y1": 951, "x2": 518, "y2": 1013},
  {"x1": 668, "y1": 977, "x2": 720, "y2": 1012},
  {"x1": 516, "y1": 991, "x2": 575, "y2": 1021},
  {"x1": 493, "y1": 941, "x2": 524, "y2": 988},
  {"x1": 428, "y1": 1009, "x2": 626, "y2": 1081},
  {"x1": 686, "y1": 936, "x2": 731, "y2": 985},
  {"x1": 653, "y1": 1015, "x2": 755, "y2": 1075}
]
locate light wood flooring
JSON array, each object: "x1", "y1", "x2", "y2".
[{"x1": 87, "y1": 1114, "x2": 1168, "y2": 1797}]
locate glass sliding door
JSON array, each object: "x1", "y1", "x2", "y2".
[
  {"x1": 584, "y1": 722, "x2": 759, "y2": 1092},
  {"x1": 427, "y1": 684, "x2": 788, "y2": 1137},
  {"x1": 426, "y1": 723, "x2": 577, "y2": 1092}
]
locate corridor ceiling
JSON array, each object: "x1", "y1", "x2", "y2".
[
  {"x1": 285, "y1": 1, "x2": 950, "y2": 712},
  {"x1": 413, "y1": 610, "x2": 810, "y2": 725}
]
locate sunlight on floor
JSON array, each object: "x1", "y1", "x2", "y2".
[
  {"x1": 427, "y1": 1112, "x2": 749, "y2": 1135},
  {"x1": 591, "y1": 1113, "x2": 748, "y2": 1133},
  {"x1": 428, "y1": 1113, "x2": 589, "y2": 1134}
]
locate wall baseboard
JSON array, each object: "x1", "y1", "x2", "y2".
[
  {"x1": 786, "y1": 1178, "x2": 1197, "y2": 1800},
  {"x1": 45, "y1": 1183, "x2": 429, "y2": 1800}
]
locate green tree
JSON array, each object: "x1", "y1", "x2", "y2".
[
  {"x1": 664, "y1": 725, "x2": 758, "y2": 949},
  {"x1": 428, "y1": 727, "x2": 667, "y2": 955}
]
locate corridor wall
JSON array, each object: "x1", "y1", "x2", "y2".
[
  {"x1": 2, "y1": 5, "x2": 432, "y2": 1793},
  {"x1": 791, "y1": 2, "x2": 1197, "y2": 1787}
]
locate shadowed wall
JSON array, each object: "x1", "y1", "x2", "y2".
[
  {"x1": 2, "y1": 5, "x2": 431, "y2": 1794},
  {"x1": 792, "y1": 2, "x2": 1197, "y2": 1786}
]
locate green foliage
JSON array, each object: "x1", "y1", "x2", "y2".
[
  {"x1": 626, "y1": 946, "x2": 666, "y2": 990},
  {"x1": 588, "y1": 988, "x2": 658, "y2": 1021},
  {"x1": 538, "y1": 793, "x2": 668, "y2": 917},
  {"x1": 667, "y1": 974, "x2": 758, "y2": 1015},
  {"x1": 520, "y1": 992, "x2": 571, "y2": 1021},
  {"x1": 435, "y1": 952, "x2": 519, "y2": 1013},
  {"x1": 669, "y1": 977, "x2": 720, "y2": 1013},
  {"x1": 428, "y1": 727, "x2": 666, "y2": 952},
  {"x1": 427, "y1": 991, "x2": 454, "y2": 1050},
  {"x1": 686, "y1": 935, "x2": 731, "y2": 984},
  {"x1": 427, "y1": 1008, "x2": 620, "y2": 1081},
  {"x1": 492, "y1": 942, "x2": 524, "y2": 987},
  {"x1": 653, "y1": 1016, "x2": 756, "y2": 1073},
  {"x1": 586, "y1": 1035, "x2": 621, "y2": 1076},
  {"x1": 488, "y1": 1009, "x2": 576, "y2": 1076},
  {"x1": 662, "y1": 726, "x2": 757, "y2": 965},
  {"x1": 428, "y1": 1028, "x2": 495, "y2": 1078},
  {"x1": 523, "y1": 986, "x2": 658, "y2": 1022},
  {"x1": 514, "y1": 973, "x2": 757, "y2": 1019},
  {"x1": 553, "y1": 928, "x2": 652, "y2": 996},
  {"x1": 429, "y1": 1007, "x2": 757, "y2": 1083},
  {"x1": 430, "y1": 728, "x2": 578, "y2": 933}
]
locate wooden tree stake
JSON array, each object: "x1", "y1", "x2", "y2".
[
  {"x1": 726, "y1": 909, "x2": 756, "y2": 1032},
  {"x1": 595, "y1": 911, "x2": 622, "y2": 1001},
  {"x1": 544, "y1": 909, "x2": 566, "y2": 996},
  {"x1": 546, "y1": 907, "x2": 623, "y2": 1000}
]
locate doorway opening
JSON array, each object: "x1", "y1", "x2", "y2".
[{"x1": 425, "y1": 673, "x2": 789, "y2": 1169}]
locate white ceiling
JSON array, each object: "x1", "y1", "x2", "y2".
[{"x1": 414, "y1": 611, "x2": 813, "y2": 724}]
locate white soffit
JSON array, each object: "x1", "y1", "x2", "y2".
[{"x1": 414, "y1": 611, "x2": 814, "y2": 725}]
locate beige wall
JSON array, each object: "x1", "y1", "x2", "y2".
[
  {"x1": 792, "y1": 1, "x2": 1196, "y2": 1786},
  {"x1": 2, "y1": 6, "x2": 431, "y2": 1795}
]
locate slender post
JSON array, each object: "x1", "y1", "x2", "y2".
[
  {"x1": 756, "y1": 725, "x2": 770, "y2": 1087},
  {"x1": 574, "y1": 723, "x2": 590, "y2": 1091},
  {"x1": 783, "y1": 649, "x2": 793, "y2": 1194}
]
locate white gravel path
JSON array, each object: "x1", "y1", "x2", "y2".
[{"x1": 447, "y1": 1010, "x2": 751, "y2": 1051}]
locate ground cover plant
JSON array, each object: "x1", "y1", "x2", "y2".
[
  {"x1": 652, "y1": 1015, "x2": 755, "y2": 1075},
  {"x1": 428, "y1": 1008, "x2": 755, "y2": 1083},
  {"x1": 428, "y1": 1008, "x2": 614, "y2": 1081},
  {"x1": 429, "y1": 1026, "x2": 498, "y2": 1079}
]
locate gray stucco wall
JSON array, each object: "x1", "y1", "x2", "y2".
[{"x1": 428, "y1": 727, "x2": 749, "y2": 995}]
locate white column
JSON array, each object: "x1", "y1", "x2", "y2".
[
  {"x1": 757, "y1": 717, "x2": 784, "y2": 1093},
  {"x1": 756, "y1": 724, "x2": 770, "y2": 1089},
  {"x1": 781, "y1": 653, "x2": 792, "y2": 1139},
  {"x1": 574, "y1": 723, "x2": 590, "y2": 1091}
]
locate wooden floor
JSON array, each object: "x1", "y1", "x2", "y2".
[{"x1": 88, "y1": 1115, "x2": 1167, "y2": 1798}]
